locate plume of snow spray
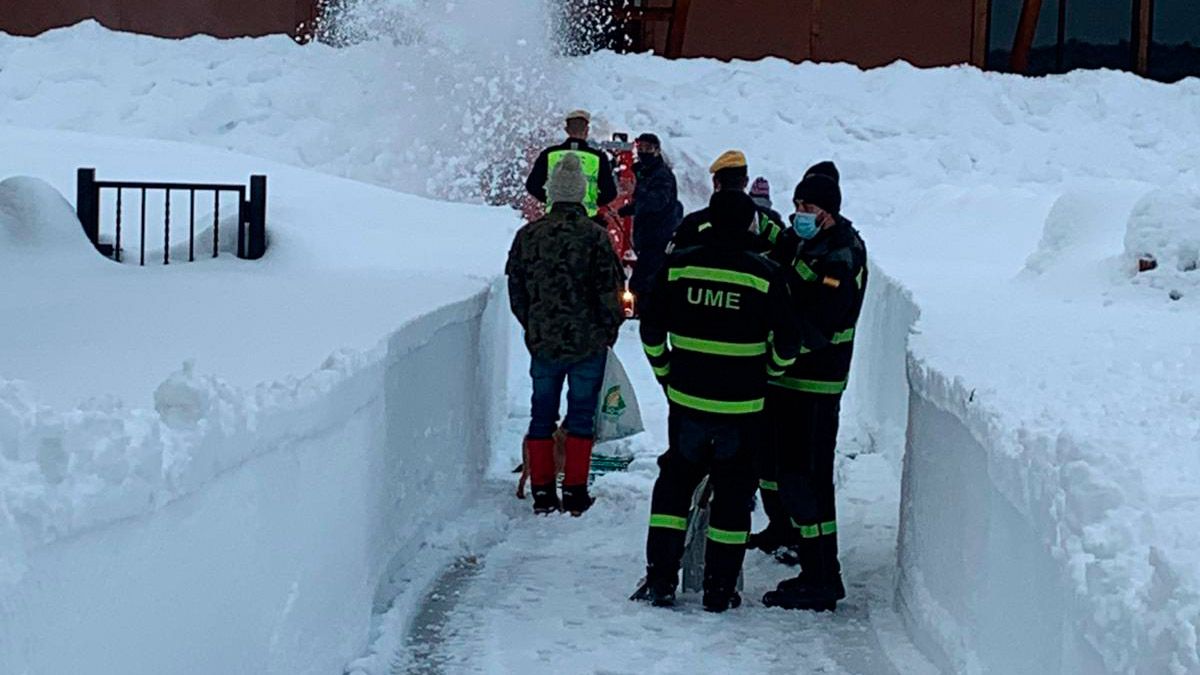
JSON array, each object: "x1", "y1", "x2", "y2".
[{"x1": 310, "y1": 0, "x2": 626, "y2": 204}]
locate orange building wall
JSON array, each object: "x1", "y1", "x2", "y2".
[
  {"x1": 675, "y1": 0, "x2": 980, "y2": 68},
  {"x1": 0, "y1": 0, "x2": 317, "y2": 39}
]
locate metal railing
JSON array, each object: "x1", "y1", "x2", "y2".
[{"x1": 76, "y1": 168, "x2": 267, "y2": 264}]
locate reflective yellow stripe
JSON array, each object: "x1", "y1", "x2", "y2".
[
  {"x1": 546, "y1": 150, "x2": 602, "y2": 216},
  {"x1": 669, "y1": 333, "x2": 767, "y2": 357},
  {"x1": 770, "y1": 377, "x2": 847, "y2": 394},
  {"x1": 650, "y1": 514, "x2": 688, "y2": 530},
  {"x1": 793, "y1": 259, "x2": 818, "y2": 282},
  {"x1": 856, "y1": 268, "x2": 864, "y2": 290},
  {"x1": 821, "y1": 520, "x2": 838, "y2": 535},
  {"x1": 667, "y1": 387, "x2": 764, "y2": 414},
  {"x1": 792, "y1": 329, "x2": 851, "y2": 357},
  {"x1": 759, "y1": 479, "x2": 779, "y2": 491},
  {"x1": 643, "y1": 341, "x2": 666, "y2": 358},
  {"x1": 771, "y1": 349, "x2": 796, "y2": 368},
  {"x1": 758, "y1": 213, "x2": 782, "y2": 245},
  {"x1": 792, "y1": 520, "x2": 821, "y2": 539},
  {"x1": 652, "y1": 363, "x2": 671, "y2": 377},
  {"x1": 766, "y1": 365, "x2": 784, "y2": 378},
  {"x1": 698, "y1": 222, "x2": 712, "y2": 232},
  {"x1": 707, "y1": 527, "x2": 749, "y2": 545},
  {"x1": 668, "y1": 266, "x2": 770, "y2": 293}
]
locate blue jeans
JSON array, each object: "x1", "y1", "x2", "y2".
[{"x1": 528, "y1": 351, "x2": 607, "y2": 439}]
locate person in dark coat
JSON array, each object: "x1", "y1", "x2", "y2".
[
  {"x1": 754, "y1": 170, "x2": 869, "y2": 613},
  {"x1": 633, "y1": 190, "x2": 801, "y2": 613},
  {"x1": 507, "y1": 153, "x2": 627, "y2": 516},
  {"x1": 524, "y1": 109, "x2": 618, "y2": 218},
  {"x1": 671, "y1": 151, "x2": 786, "y2": 254},
  {"x1": 618, "y1": 133, "x2": 683, "y2": 300}
]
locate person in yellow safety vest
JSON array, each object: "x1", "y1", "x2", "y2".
[{"x1": 525, "y1": 109, "x2": 618, "y2": 218}]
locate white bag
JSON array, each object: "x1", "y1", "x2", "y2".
[{"x1": 594, "y1": 348, "x2": 644, "y2": 443}]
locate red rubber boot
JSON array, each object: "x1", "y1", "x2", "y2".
[
  {"x1": 526, "y1": 437, "x2": 560, "y2": 514},
  {"x1": 561, "y1": 435, "x2": 595, "y2": 516}
]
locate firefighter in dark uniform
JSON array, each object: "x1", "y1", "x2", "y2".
[
  {"x1": 671, "y1": 150, "x2": 787, "y2": 254},
  {"x1": 751, "y1": 160, "x2": 848, "y2": 561},
  {"x1": 525, "y1": 109, "x2": 618, "y2": 218},
  {"x1": 755, "y1": 172, "x2": 868, "y2": 612},
  {"x1": 633, "y1": 179, "x2": 801, "y2": 613}
]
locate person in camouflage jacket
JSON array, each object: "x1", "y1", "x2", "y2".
[{"x1": 506, "y1": 153, "x2": 626, "y2": 516}]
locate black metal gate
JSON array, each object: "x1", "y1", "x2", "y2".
[{"x1": 76, "y1": 168, "x2": 268, "y2": 264}]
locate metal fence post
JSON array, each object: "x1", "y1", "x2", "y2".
[
  {"x1": 247, "y1": 175, "x2": 267, "y2": 260},
  {"x1": 76, "y1": 168, "x2": 99, "y2": 247},
  {"x1": 237, "y1": 191, "x2": 248, "y2": 259}
]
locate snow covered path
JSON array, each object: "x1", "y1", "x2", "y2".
[{"x1": 393, "y1": 323, "x2": 933, "y2": 674}]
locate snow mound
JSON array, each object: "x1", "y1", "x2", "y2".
[
  {"x1": 1023, "y1": 182, "x2": 1147, "y2": 279},
  {"x1": 1125, "y1": 188, "x2": 1200, "y2": 300},
  {"x1": 0, "y1": 176, "x2": 97, "y2": 266}
]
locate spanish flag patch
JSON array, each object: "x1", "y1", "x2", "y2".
[{"x1": 821, "y1": 276, "x2": 841, "y2": 289}]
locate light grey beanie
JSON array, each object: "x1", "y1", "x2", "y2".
[{"x1": 545, "y1": 153, "x2": 588, "y2": 206}]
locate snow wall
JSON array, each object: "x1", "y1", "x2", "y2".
[
  {"x1": 897, "y1": 356, "x2": 1119, "y2": 674},
  {"x1": 855, "y1": 260, "x2": 1119, "y2": 674},
  {"x1": 0, "y1": 283, "x2": 509, "y2": 675}
]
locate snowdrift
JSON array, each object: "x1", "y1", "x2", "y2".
[
  {"x1": 0, "y1": 289, "x2": 506, "y2": 674},
  {"x1": 0, "y1": 128, "x2": 512, "y2": 672},
  {"x1": 894, "y1": 188, "x2": 1200, "y2": 674}
]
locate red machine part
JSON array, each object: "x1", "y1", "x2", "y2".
[{"x1": 597, "y1": 134, "x2": 638, "y2": 317}]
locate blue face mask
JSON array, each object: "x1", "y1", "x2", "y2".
[{"x1": 790, "y1": 212, "x2": 820, "y2": 239}]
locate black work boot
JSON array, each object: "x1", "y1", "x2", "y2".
[
  {"x1": 561, "y1": 484, "x2": 594, "y2": 517},
  {"x1": 702, "y1": 587, "x2": 743, "y2": 613},
  {"x1": 631, "y1": 570, "x2": 677, "y2": 608},
  {"x1": 531, "y1": 484, "x2": 560, "y2": 515},
  {"x1": 761, "y1": 577, "x2": 844, "y2": 611},
  {"x1": 763, "y1": 536, "x2": 844, "y2": 611}
]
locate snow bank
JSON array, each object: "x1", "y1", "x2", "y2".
[
  {"x1": 0, "y1": 175, "x2": 100, "y2": 267},
  {"x1": 0, "y1": 286, "x2": 506, "y2": 674},
  {"x1": 1125, "y1": 188, "x2": 1200, "y2": 301},
  {"x1": 0, "y1": 126, "x2": 513, "y2": 671},
  {"x1": 895, "y1": 188, "x2": 1200, "y2": 673},
  {"x1": 842, "y1": 262, "x2": 919, "y2": 465}
]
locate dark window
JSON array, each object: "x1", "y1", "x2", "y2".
[
  {"x1": 988, "y1": 0, "x2": 1063, "y2": 74},
  {"x1": 1062, "y1": 0, "x2": 1134, "y2": 70},
  {"x1": 1149, "y1": 0, "x2": 1200, "y2": 82}
]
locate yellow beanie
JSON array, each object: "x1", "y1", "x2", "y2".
[{"x1": 709, "y1": 150, "x2": 748, "y2": 174}]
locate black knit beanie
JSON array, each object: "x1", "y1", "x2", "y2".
[
  {"x1": 793, "y1": 174, "x2": 842, "y2": 215},
  {"x1": 804, "y1": 160, "x2": 840, "y2": 184}
]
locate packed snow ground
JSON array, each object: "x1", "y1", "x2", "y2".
[
  {"x1": 1, "y1": 13, "x2": 1199, "y2": 675},
  {"x1": 366, "y1": 321, "x2": 933, "y2": 675}
]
